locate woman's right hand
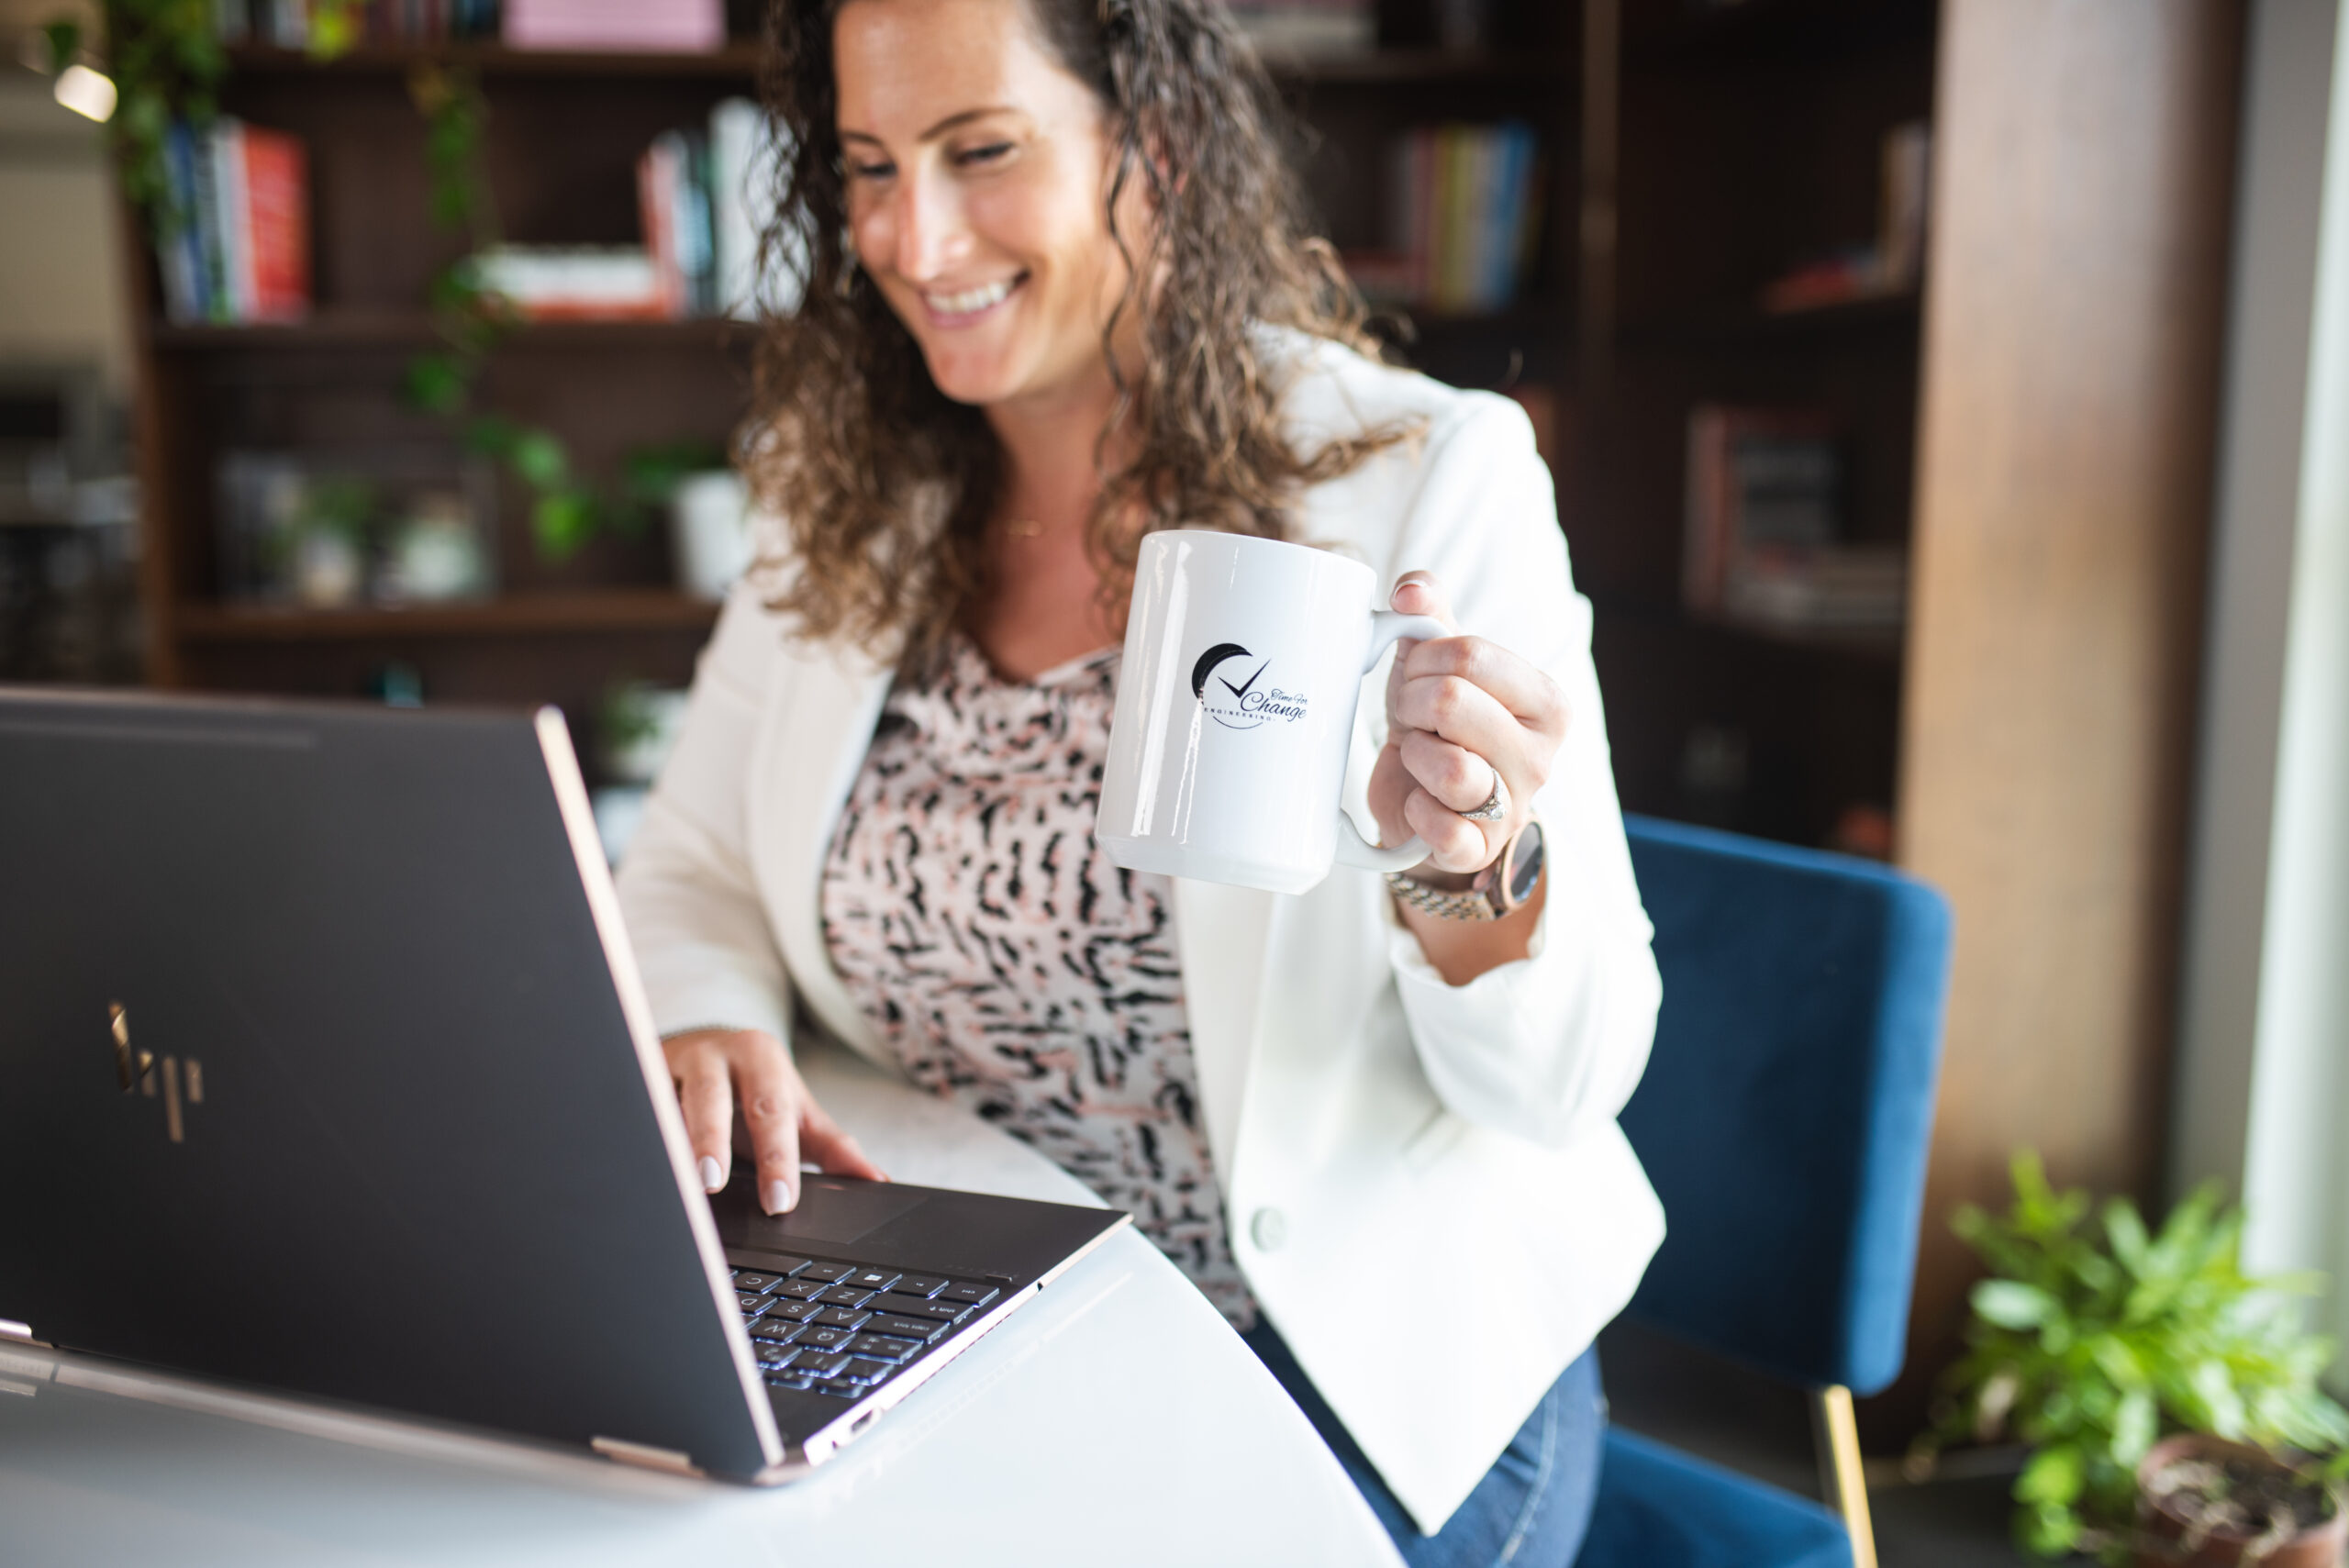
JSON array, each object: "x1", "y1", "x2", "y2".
[{"x1": 662, "y1": 1029, "x2": 887, "y2": 1215}]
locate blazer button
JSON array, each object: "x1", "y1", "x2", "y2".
[{"x1": 1250, "y1": 1207, "x2": 1287, "y2": 1252}]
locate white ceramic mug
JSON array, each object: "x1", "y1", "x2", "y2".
[{"x1": 1096, "y1": 529, "x2": 1447, "y2": 895}]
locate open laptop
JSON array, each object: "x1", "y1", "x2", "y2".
[{"x1": 0, "y1": 686, "x2": 1130, "y2": 1481}]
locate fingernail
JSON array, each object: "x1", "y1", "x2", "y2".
[
  {"x1": 698, "y1": 1155, "x2": 724, "y2": 1192},
  {"x1": 763, "y1": 1179, "x2": 793, "y2": 1215}
]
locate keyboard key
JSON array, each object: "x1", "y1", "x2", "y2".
[
  {"x1": 799, "y1": 1326, "x2": 856, "y2": 1351},
  {"x1": 798, "y1": 1262, "x2": 853, "y2": 1283},
  {"x1": 839, "y1": 1358, "x2": 894, "y2": 1384},
  {"x1": 849, "y1": 1334, "x2": 918, "y2": 1361},
  {"x1": 765, "y1": 1298, "x2": 824, "y2": 1322},
  {"x1": 871, "y1": 1294, "x2": 967, "y2": 1321},
  {"x1": 867, "y1": 1315, "x2": 947, "y2": 1342},
  {"x1": 736, "y1": 1293, "x2": 769, "y2": 1314},
  {"x1": 767, "y1": 1373, "x2": 815, "y2": 1391},
  {"x1": 843, "y1": 1268, "x2": 901, "y2": 1293},
  {"x1": 817, "y1": 1285, "x2": 877, "y2": 1308},
  {"x1": 796, "y1": 1351, "x2": 850, "y2": 1375},
  {"x1": 731, "y1": 1272, "x2": 785, "y2": 1296},
  {"x1": 747, "y1": 1318, "x2": 805, "y2": 1345},
  {"x1": 773, "y1": 1276, "x2": 829, "y2": 1300},
  {"x1": 810, "y1": 1380, "x2": 863, "y2": 1397},
  {"x1": 941, "y1": 1282, "x2": 1000, "y2": 1307},
  {"x1": 812, "y1": 1307, "x2": 871, "y2": 1330},
  {"x1": 892, "y1": 1274, "x2": 951, "y2": 1298},
  {"x1": 751, "y1": 1342, "x2": 800, "y2": 1368},
  {"x1": 762, "y1": 1255, "x2": 814, "y2": 1277}
]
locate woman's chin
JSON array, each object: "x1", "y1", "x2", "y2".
[{"x1": 922, "y1": 352, "x2": 1027, "y2": 408}]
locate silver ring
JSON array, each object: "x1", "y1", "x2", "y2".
[{"x1": 1459, "y1": 770, "x2": 1509, "y2": 823}]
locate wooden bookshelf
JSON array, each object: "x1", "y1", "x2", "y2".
[{"x1": 126, "y1": 0, "x2": 1905, "y2": 823}]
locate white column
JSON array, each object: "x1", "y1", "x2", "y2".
[{"x1": 2175, "y1": 0, "x2": 2349, "y2": 1370}]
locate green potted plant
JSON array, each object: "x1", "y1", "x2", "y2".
[{"x1": 1913, "y1": 1152, "x2": 2349, "y2": 1565}]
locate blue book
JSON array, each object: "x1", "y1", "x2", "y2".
[{"x1": 161, "y1": 122, "x2": 207, "y2": 324}]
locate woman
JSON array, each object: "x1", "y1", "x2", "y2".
[{"x1": 616, "y1": 0, "x2": 1664, "y2": 1559}]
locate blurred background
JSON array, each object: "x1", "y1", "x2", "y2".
[{"x1": 8, "y1": 0, "x2": 2348, "y2": 1562}]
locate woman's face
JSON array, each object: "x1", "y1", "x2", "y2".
[{"x1": 834, "y1": 0, "x2": 1136, "y2": 413}]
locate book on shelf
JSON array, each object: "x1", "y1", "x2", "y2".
[
  {"x1": 1759, "y1": 119, "x2": 1932, "y2": 314},
  {"x1": 470, "y1": 99, "x2": 797, "y2": 322},
  {"x1": 215, "y1": 0, "x2": 504, "y2": 45},
  {"x1": 1346, "y1": 122, "x2": 1541, "y2": 316},
  {"x1": 157, "y1": 118, "x2": 311, "y2": 326},
  {"x1": 503, "y1": 0, "x2": 723, "y2": 51},
  {"x1": 1224, "y1": 0, "x2": 1375, "y2": 58},
  {"x1": 1683, "y1": 403, "x2": 1906, "y2": 632}
]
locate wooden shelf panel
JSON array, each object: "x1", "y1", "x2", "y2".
[
  {"x1": 175, "y1": 591, "x2": 721, "y2": 642},
  {"x1": 223, "y1": 40, "x2": 1566, "y2": 86},
  {"x1": 1590, "y1": 595, "x2": 1906, "y2": 664},
  {"x1": 1617, "y1": 292, "x2": 1921, "y2": 350},
  {"x1": 1264, "y1": 48, "x2": 1575, "y2": 84},
  {"x1": 148, "y1": 313, "x2": 751, "y2": 352},
  {"x1": 224, "y1": 41, "x2": 765, "y2": 77}
]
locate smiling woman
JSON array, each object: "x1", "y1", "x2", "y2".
[
  {"x1": 616, "y1": 2, "x2": 1664, "y2": 1562},
  {"x1": 749, "y1": 0, "x2": 1397, "y2": 677}
]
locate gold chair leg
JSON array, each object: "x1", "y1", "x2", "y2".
[{"x1": 1810, "y1": 1384, "x2": 1879, "y2": 1568}]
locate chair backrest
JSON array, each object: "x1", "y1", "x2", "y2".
[{"x1": 1619, "y1": 815, "x2": 1952, "y2": 1396}]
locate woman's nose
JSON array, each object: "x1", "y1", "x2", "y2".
[{"x1": 890, "y1": 169, "x2": 971, "y2": 283}]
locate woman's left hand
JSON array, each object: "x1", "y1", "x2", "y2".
[{"x1": 1368, "y1": 571, "x2": 1570, "y2": 880}]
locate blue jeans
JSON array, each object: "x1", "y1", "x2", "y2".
[{"x1": 1241, "y1": 1321, "x2": 1605, "y2": 1568}]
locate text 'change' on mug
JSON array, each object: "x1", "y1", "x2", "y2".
[{"x1": 1096, "y1": 529, "x2": 1446, "y2": 895}]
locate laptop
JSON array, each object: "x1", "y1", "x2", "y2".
[{"x1": 0, "y1": 686, "x2": 1130, "y2": 1481}]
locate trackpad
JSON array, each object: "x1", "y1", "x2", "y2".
[{"x1": 716, "y1": 1174, "x2": 934, "y2": 1250}]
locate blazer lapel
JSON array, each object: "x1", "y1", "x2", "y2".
[
  {"x1": 756, "y1": 641, "x2": 895, "y2": 1070},
  {"x1": 1169, "y1": 875, "x2": 1275, "y2": 1195}
]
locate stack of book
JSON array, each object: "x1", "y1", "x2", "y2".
[
  {"x1": 469, "y1": 99, "x2": 795, "y2": 321},
  {"x1": 503, "y1": 0, "x2": 722, "y2": 51},
  {"x1": 1683, "y1": 404, "x2": 1905, "y2": 632},
  {"x1": 1347, "y1": 122, "x2": 1542, "y2": 316},
  {"x1": 1759, "y1": 119, "x2": 1932, "y2": 314},
  {"x1": 215, "y1": 0, "x2": 503, "y2": 46},
  {"x1": 156, "y1": 118, "x2": 311, "y2": 326},
  {"x1": 1223, "y1": 0, "x2": 1375, "y2": 57}
]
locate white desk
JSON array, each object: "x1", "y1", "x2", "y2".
[{"x1": 0, "y1": 1042, "x2": 1402, "y2": 1568}]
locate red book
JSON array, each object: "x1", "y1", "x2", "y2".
[
  {"x1": 235, "y1": 125, "x2": 311, "y2": 324},
  {"x1": 637, "y1": 136, "x2": 688, "y2": 320}
]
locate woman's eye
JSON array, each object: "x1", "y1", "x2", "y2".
[
  {"x1": 956, "y1": 142, "x2": 1014, "y2": 167},
  {"x1": 847, "y1": 160, "x2": 895, "y2": 182}
]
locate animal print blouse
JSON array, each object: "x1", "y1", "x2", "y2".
[{"x1": 818, "y1": 632, "x2": 1259, "y2": 1329}]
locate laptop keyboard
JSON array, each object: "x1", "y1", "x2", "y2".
[{"x1": 730, "y1": 1256, "x2": 1008, "y2": 1400}]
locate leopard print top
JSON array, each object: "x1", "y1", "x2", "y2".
[{"x1": 819, "y1": 632, "x2": 1258, "y2": 1329}]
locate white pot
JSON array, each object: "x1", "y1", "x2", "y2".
[{"x1": 670, "y1": 471, "x2": 751, "y2": 601}]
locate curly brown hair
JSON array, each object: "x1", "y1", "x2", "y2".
[{"x1": 747, "y1": 0, "x2": 1402, "y2": 670}]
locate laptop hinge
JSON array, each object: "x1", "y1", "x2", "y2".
[{"x1": 590, "y1": 1436, "x2": 705, "y2": 1478}]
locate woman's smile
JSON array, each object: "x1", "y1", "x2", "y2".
[{"x1": 918, "y1": 272, "x2": 1027, "y2": 325}]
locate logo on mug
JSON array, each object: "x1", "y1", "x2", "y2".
[{"x1": 1191, "y1": 642, "x2": 1308, "y2": 731}]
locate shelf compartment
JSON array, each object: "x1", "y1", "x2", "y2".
[
  {"x1": 148, "y1": 312, "x2": 753, "y2": 352},
  {"x1": 175, "y1": 591, "x2": 721, "y2": 642}
]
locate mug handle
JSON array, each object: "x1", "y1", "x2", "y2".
[{"x1": 1330, "y1": 610, "x2": 1452, "y2": 875}]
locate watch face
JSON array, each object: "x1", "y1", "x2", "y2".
[{"x1": 1503, "y1": 822, "x2": 1545, "y2": 909}]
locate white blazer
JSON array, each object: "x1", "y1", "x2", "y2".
[{"x1": 616, "y1": 334, "x2": 1665, "y2": 1533}]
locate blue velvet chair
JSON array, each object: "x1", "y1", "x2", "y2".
[{"x1": 1573, "y1": 816, "x2": 1954, "y2": 1568}]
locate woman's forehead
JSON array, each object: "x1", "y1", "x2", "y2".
[{"x1": 833, "y1": 0, "x2": 1082, "y2": 138}]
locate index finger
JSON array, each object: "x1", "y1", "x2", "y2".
[
  {"x1": 1397, "y1": 634, "x2": 1568, "y2": 737},
  {"x1": 733, "y1": 1038, "x2": 803, "y2": 1216}
]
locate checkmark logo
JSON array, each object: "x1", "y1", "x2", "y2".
[{"x1": 1221, "y1": 662, "x2": 1268, "y2": 701}]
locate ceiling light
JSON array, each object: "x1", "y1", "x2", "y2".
[{"x1": 53, "y1": 64, "x2": 117, "y2": 124}]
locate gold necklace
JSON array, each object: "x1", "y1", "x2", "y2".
[{"x1": 1002, "y1": 518, "x2": 1045, "y2": 539}]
